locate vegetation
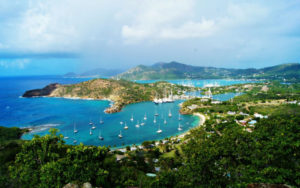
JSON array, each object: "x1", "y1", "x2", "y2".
[{"x1": 3, "y1": 82, "x2": 300, "y2": 187}]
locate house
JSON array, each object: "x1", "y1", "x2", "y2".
[
  {"x1": 211, "y1": 100, "x2": 222, "y2": 104},
  {"x1": 187, "y1": 104, "x2": 199, "y2": 110},
  {"x1": 254, "y1": 113, "x2": 268, "y2": 119},
  {"x1": 227, "y1": 111, "x2": 236, "y2": 115}
]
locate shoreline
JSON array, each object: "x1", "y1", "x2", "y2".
[{"x1": 177, "y1": 112, "x2": 206, "y2": 139}]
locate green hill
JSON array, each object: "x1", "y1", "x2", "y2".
[{"x1": 115, "y1": 62, "x2": 300, "y2": 81}]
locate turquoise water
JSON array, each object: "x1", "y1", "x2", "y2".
[{"x1": 0, "y1": 76, "x2": 250, "y2": 147}]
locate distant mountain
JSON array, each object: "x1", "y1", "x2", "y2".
[
  {"x1": 64, "y1": 68, "x2": 125, "y2": 78},
  {"x1": 115, "y1": 61, "x2": 300, "y2": 81}
]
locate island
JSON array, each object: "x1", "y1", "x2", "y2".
[{"x1": 22, "y1": 78, "x2": 195, "y2": 113}]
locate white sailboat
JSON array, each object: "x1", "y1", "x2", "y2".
[
  {"x1": 140, "y1": 121, "x2": 145, "y2": 126},
  {"x1": 89, "y1": 128, "x2": 93, "y2": 135},
  {"x1": 91, "y1": 123, "x2": 96, "y2": 129},
  {"x1": 135, "y1": 120, "x2": 140, "y2": 128},
  {"x1": 118, "y1": 130, "x2": 123, "y2": 138},
  {"x1": 144, "y1": 113, "x2": 147, "y2": 120},
  {"x1": 89, "y1": 118, "x2": 93, "y2": 126},
  {"x1": 178, "y1": 114, "x2": 182, "y2": 121},
  {"x1": 120, "y1": 121, "x2": 124, "y2": 125},
  {"x1": 124, "y1": 122, "x2": 128, "y2": 130},
  {"x1": 98, "y1": 130, "x2": 104, "y2": 140},
  {"x1": 153, "y1": 116, "x2": 157, "y2": 123},
  {"x1": 130, "y1": 114, "x2": 134, "y2": 122},
  {"x1": 73, "y1": 123, "x2": 78, "y2": 133},
  {"x1": 154, "y1": 110, "x2": 159, "y2": 116},
  {"x1": 168, "y1": 109, "x2": 172, "y2": 117},
  {"x1": 164, "y1": 118, "x2": 167, "y2": 124},
  {"x1": 178, "y1": 123, "x2": 182, "y2": 131},
  {"x1": 156, "y1": 124, "x2": 162, "y2": 133},
  {"x1": 73, "y1": 139, "x2": 77, "y2": 144},
  {"x1": 64, "y1": 136, "x2": 69, "y2": 139},
  {"x1": 99, "y1": 116, "x2": 104, "y2": 124}
]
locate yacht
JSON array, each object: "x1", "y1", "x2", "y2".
[
  {"x1": 118, "y1": 130, "x2": 123, "y2": 138},
  {"x1": 99, "y1": 117, "x2": 104, "y2": 124},
  {"x1": 178, "y1": 123, "x2": 182, "y2": 131},
  {"x1": 156, "y1": 124, "x2": 162, "y2": 134},
  {"x1": 144, "y1": 113, "x2": 147, "y2": 120},
  {"x1": 73, "y1": 123, "x2": 78, "y2": 134},
  {"x1": 135, "y1": 120, "x2": 140, "y2": 128},
  {"x1": 98, "y1": 130, "x2": 104, "y2": 140},
  {"x1": 168, "y1": 109, "x2": 172, "y2": 117},
  {"x1": 153, "y1": 116, "x2": 157, "y2": 124},
  {"x1": 178, "y1": 114, "x2": 182, "y2": 121},
  {"x1": 124, "y1": 122, "x2": 128, "y2": 130},
  {"x1": 130, "y1": 114, "x2": 134, "y2": 122}
]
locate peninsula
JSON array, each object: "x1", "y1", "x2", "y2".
[{"x1": 22, "y1": 78, "x2": 194, "y2": 113}]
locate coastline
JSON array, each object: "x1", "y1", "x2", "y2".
[{"x1": 177, "y1": 112, "x2": 206, "y2": 138}]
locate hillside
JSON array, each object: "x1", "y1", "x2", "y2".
[
  {"x1": 115, "y1": 62, "x2": 300, "y2": 81},
  {"x1": 23, "y1": 78, "x2": 193, "y2": 113}
]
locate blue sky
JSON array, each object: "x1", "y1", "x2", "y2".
[{"x1": 0, "y1": 0, "x2": 300, "y2": 75}]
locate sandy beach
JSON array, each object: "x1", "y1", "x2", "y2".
[{"x1": 178, "y1": 112, "x2": 206, "y2": 138}]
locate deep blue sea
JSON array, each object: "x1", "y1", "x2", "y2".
[{"x1": 0, "y1": 76, "x2": 252, "y2": 147}]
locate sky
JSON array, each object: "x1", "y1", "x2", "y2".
[{"x1": 0, "y1": 0, "x2": 300, "y2": 76}]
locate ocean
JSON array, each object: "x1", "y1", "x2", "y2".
[{"x1": 0, "y1": 76, "x2": 252, "y2": 147}]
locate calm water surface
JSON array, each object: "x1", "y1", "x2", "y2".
[{"x1": 0, "y1": 76, "x2": 250, "y2": 147}]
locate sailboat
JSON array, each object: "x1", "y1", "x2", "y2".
[
  {"x1": 130, "y1": 114, "x2": 134, "y2": 122},
  {"x1": 91, "y1": 123, "x2": 96, "y2": 130},
  {"x1": 140, "y1": 121, "x2": 145, "y2": 126},
  {"x1": 178, "y1": 123, "x2": 182, "y2": 131},
  {"x1": 118, "y1": 130, "x2": 123, "y2": 138},
  {"x1": 89, "y1": 128, "x2": 93, "y2": 135},
  {"x1": 73, "y1": 123, "x2": 78, "y2": 133},
  {"x1": 73, "y1": 139, "x2": 77, "y2": 144},
  {"x1": 156, "y1": 124, "x2": 162, "y2": 133},
  {"x1": 135, "y1": 120, "x2": 140, "y2": 128},
  {"x1": 153, "y1": 116, "x2": 157, "y2": 123},
  {"x1": 144, "y1": 113, "x2": 147, "y2": 120},
  {"x1": 124, "y1": 122, "x2": 128, "y2": 130},
  {"x1": 178, "y1": 114, "x2": 182, "y2": 121},
  {"x1": 168, "y1": 109, "x2": 172, "y2": 117},
  {"x1": 64, "y1": 136, "x2": 69, "y2": 139},
  {"x1": 99, "y1": 116, "x2": 104, "y2": 124},
  {"x1": 89, "y1": 118, "x2": 93, "y2": 126},
  {"x1": 164, "y1": 118, "x2": 167, "y2": 124},
  {"x1": 98, "y1": 130, "x2": 104, "y2": 140}
]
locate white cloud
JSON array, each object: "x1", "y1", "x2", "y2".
[
  {"x1": 0, "y1": 59, "x2": 30, "y2": 69},
  {"x1": 160, "y1": 19, "x2": 215, "y2": 39}
]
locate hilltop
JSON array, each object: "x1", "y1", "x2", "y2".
[
  {"x1": 22, "y1": 78, "x2": 194, "y2": 113},
  {"x1": 115, "y1": 62, "x2": 300, "y2": 81}
]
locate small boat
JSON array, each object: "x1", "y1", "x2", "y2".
[
  {"x1": 118, "y1": 130, "x2": 123, "y2": 138},
  {"x1": 124, "y1": 122, "x2": 128, "y2": 130},
  {"x1": 164, "y1": 118, "x2": 167, "y2": 124},
  {"x1": 99, "y1": 117, "x2": 104, "y2": 124},
  {"x1": 73, "y1": 139, "x2": 77, "y2": 144},
  {"x1": 144, "y1": 113, "x2": 147, "y2": 120},
  {"x1": 135, "y1": 120, "x2": 140, "y2": 128},
  {"x1": 156, "y1": 124, "x2": 162, "y2": 134},
  {"x1": 140, "y1": 122, "x2": 145, "y2": 126},
  {"x1": 89, "y1": 119, "x2": 93, "y2": 126},
  {"x1": 91, "y1": 124, "x2": 96, "y2": 130},
  {"x1": 120, "y1": 121, "x2": 123, "y2": 125},
  {"x1": 168, "y1": 109, "x2": 172, "y2": 117},
  {"x1": 73, "y1": 123, "x2": 78, "y2": 134},
  {"x1": 153, "y1": 116, "x2": 157, "y2": 124},
  {"x1": 178, "y1": 123, "x2": 182, "y2": 131},
  {"x1": 98, "y1": 130, "x2": 104, "y2": 140},
  {"x1": 178, "y1": 114, "x2": 182, "y2": 121},
  {"x1": 154, "y1": 110, "x2": 159, "y2": 116},
  {"x1": 64, "y1": 136, "x2": 69, "y2": 139},
  {"x1": 89, "y1": 128, "x2": 93, "y2": 135},
  {"x1": 130, "y1": 114, "x2": 134, "y2": 122}
]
